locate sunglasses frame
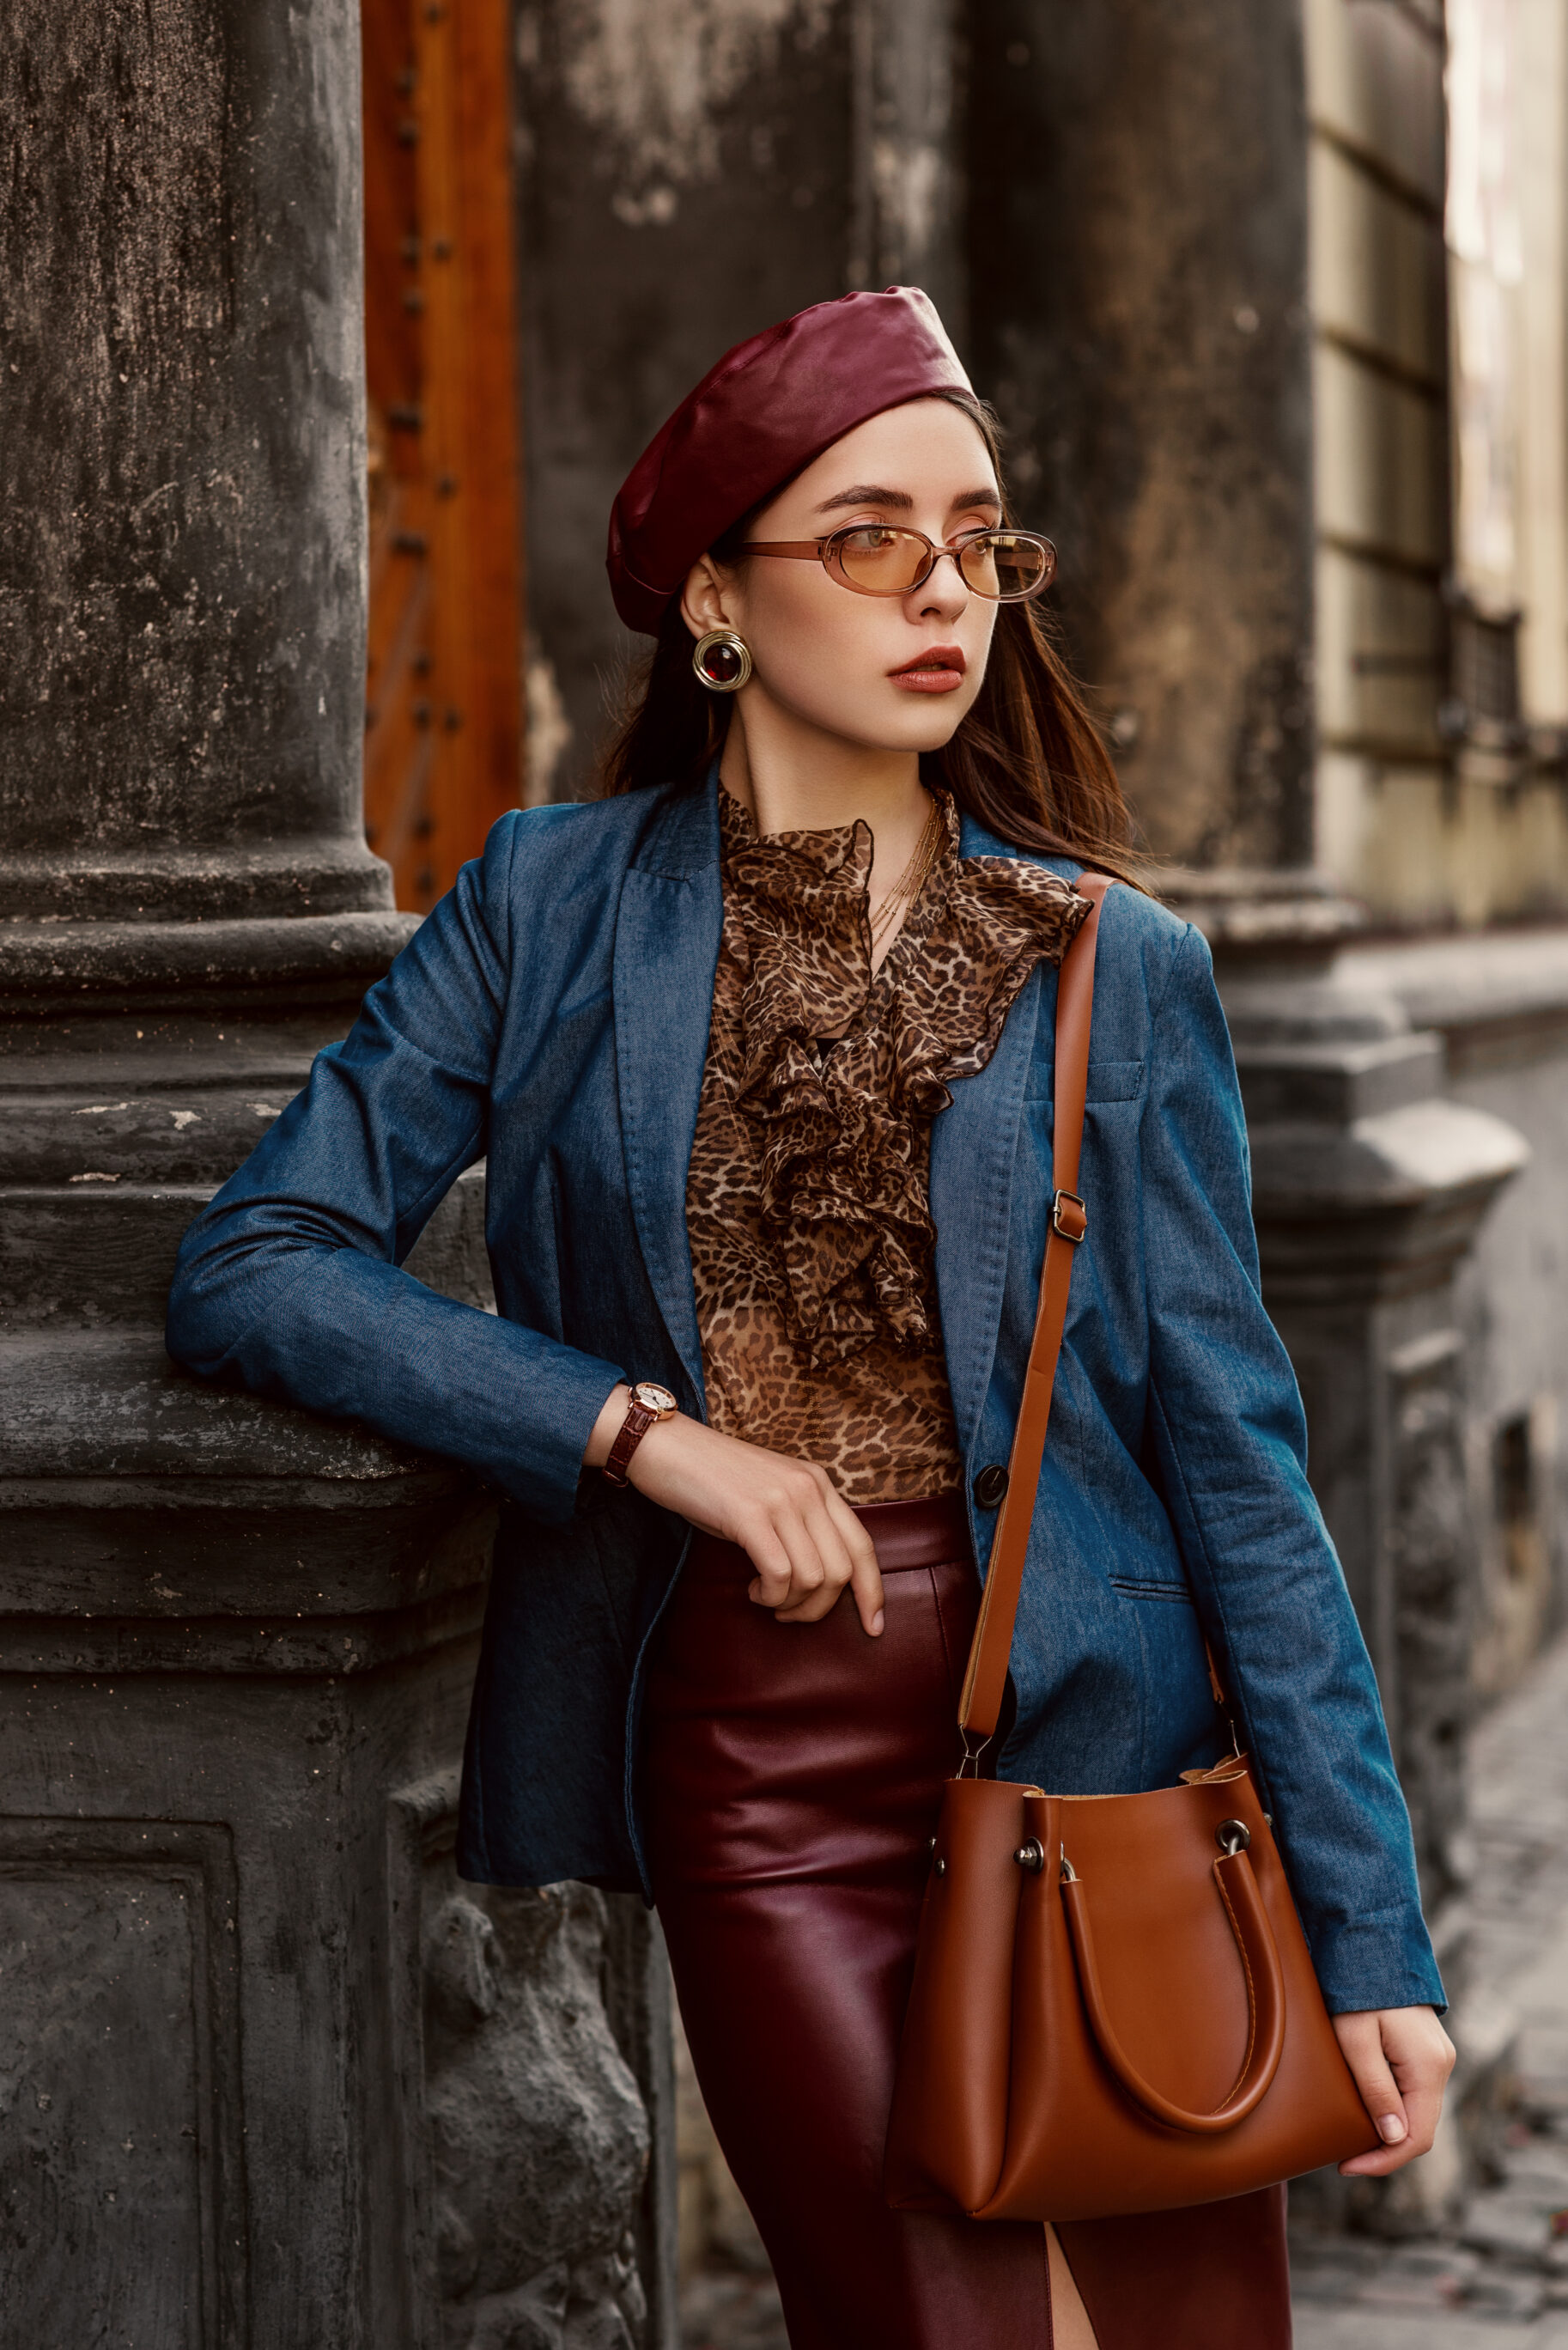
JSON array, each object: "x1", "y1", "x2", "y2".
[{"x1": 742, "y1": 522, "x2": 1058, "y2": 603}]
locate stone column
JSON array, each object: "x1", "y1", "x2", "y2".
[
  {"x1": 967, "y1": 0, "x2": 1316, "y2": 873},
  {"x1": 0, "y1": 4, "x2": 668, "y2": 2342}
]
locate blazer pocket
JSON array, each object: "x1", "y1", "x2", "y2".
[
  {"x1": 1027, "y1": 1056, "x2": 1145, "y2": 1105},
  {"x1": 1109, "y1": 1575, "x2": 1194, "y2": 1605}
]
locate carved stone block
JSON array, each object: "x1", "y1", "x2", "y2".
[
  {"x1": 0, "y1": 1819, "x2": 246, "y2": 2348},
  {"x1": 388, "y1": 1773, "x2": 651, "y2": 2350}
]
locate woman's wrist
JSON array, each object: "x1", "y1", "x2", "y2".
[{"x1": 583, "y1": 1384, "x2": 632, "y2": 1470}]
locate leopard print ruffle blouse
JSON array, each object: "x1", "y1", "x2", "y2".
[{"x1": 684, "y1": 788, "x2": 1088, "y2": 1504}]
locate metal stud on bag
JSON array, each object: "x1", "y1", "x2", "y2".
[{"x1": 692, "y1": 627, "x2": 752, "y2": 692}]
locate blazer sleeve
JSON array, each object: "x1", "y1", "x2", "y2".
[
  {"x1": 165, "y1": 816, "x2": 626, "y2": 1523},
  {"x1": 1139, "y1": 922, "x2": 1445, "y2": 2015}
]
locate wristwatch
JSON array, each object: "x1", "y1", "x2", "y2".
[{"x1": 602, "y1": 1381, "x2": 680, "y2": 1487}]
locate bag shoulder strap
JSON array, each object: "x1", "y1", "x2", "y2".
[{"x1": 957, "y1": 874, "x2": 1111, "y2": 1743}]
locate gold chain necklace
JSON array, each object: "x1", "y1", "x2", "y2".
[{"x1": 869, "y1": 796, "x2": 945, "y2": 950}]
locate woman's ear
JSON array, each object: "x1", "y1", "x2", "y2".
[{"x1": 680, "y1": 553, "x2": 736, "y2": 640}]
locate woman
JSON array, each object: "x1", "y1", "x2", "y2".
[{"x1": 167, "y1": 288, "x2": 1454, "y2": 2348}]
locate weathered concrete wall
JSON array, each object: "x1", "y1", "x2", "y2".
[
  {"x1": 965, "y1": 0, "x2": 1316, "y2": 872},
  {"x1": 514, "y1": 0, "x2": 963, "y2": 804},
  {"x1": 514, "y1": 0, "x2": 853, "y2": 803}
]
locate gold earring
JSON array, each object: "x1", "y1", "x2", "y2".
[{"x1": 692, "y1": 628, "x2": 752, "y2": 693}]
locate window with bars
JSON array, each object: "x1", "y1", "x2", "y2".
[{"x1": 1441, "y1": 600, "x2": 1522, "y2": 745}]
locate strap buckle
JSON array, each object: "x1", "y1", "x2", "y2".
[{"x1": 1051, "y1": 1189, "x2": 1087, "y2": 1244}]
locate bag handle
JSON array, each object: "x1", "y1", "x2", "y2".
[
  {"x1": 957, "y1": 875, "x2": 1111, "y2": 1744},
  {"x1": 1060, "y1": 1848, "x2": 1287, "y2": 2133}
]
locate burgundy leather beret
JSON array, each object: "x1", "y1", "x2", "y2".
[{"x1": 605, "y1": 286, "x2": 974, "y2": 635}]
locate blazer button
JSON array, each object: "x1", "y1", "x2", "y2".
[{"x1": 973, "y1": 1464, "x2": 1009, "y2": 1509}]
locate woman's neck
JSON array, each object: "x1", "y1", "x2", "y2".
[
  {"x1": 719, "y1": 704, "x2": 931, "y2": 855},
  {"x1": 718, "y1": 703, "x2": 937, "y2": 968}
]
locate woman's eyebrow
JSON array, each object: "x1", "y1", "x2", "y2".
[
  {"x1": 815, "y1": 483, "x2": 915, "y2": 514},
  {"x1": 813, "y1": 482, "x2": 1004, "y2": 516}
]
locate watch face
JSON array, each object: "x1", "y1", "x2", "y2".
[{"x1": 630, "y1": 1381, "x2": 678, "y2": 1415}]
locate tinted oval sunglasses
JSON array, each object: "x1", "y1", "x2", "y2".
[{"x1": 742, "y1": 522, "x2": 1057, "y2": 603}]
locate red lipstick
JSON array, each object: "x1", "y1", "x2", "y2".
[{"x1": 888, "y1": 643, "x2": 968, "y2": 694}]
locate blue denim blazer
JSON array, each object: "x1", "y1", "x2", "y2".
[{"x1": 167, "y1": 775, "x2": 1443, "y2": 2014}]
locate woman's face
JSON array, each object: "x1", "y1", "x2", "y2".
[{"x1": 682, "y1": 399, "x2": 1004, "y2": 756}]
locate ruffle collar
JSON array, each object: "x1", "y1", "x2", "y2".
[{"x1": 713, "y1": 788, "x2": 1088, "y2": 1366}]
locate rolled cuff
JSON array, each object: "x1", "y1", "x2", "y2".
[{"x1": 1314, "y1": 1909, "x2": 1448, "y2": 2018}]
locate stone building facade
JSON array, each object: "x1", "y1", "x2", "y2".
[{"x1": 4, "y1": 1, "x2": 1568, "y2": 2341}]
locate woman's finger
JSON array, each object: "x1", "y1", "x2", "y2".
[
  {"x1": 769, "y1": 1497, "x2": 842, "y2": 1622},
  {"x1": 1335, "y1": 2012, "x2": 1407, "y2": 2160},
  {"x1": 846, "y1": 1537, "x2": 886, "y2": 1638},
  {"x1": 805, "y1": 1470, "x2": 884, "y2": 1636},
  {"x1": 749, "y1": 1489, "x2": 831, "y2": 1618},
  {"x1": 1385, "y1": 2009, "x2": 1456, "y2": 2158},
  {"x1": 1395, "y1": 2064, "x2": 1445, "y2": 2161},
  {"x1": 778, "y1": 1476, "x2": 882, "y2": 1629},
  {"x1": 741, "y1": 1517, "x2": 796, "y2": 1613},
  {"x1": 822, "y1": 1487, "x2": 884, "y2": 1636}
]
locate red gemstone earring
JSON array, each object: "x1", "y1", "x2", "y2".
[{"x1": 691, "y1": 628, "x2": 752, "y2": 692}]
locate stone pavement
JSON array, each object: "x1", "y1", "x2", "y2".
[{"x1": 678, "y1": 1629, "x2": 1568, "y2": 2348}]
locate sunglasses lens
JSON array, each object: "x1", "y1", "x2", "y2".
[
  {"x1": 959, "y1": 533, "x2": 1055, "y2": 600},
  {"x1": 835, "y1": 527, "x2": 929, "y2": 594}
]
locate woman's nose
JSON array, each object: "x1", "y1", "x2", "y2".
[{"x1": 910, "y1": 551, "x2": 969, "y2": 623}]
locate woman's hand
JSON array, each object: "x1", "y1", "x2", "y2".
[
  {"x1": 1333, "y1": 2006, "x2": 1456, "y2": 2175},
  {"x1": 585, "y1": 1390, "x2": 886, "y2": 1636}
]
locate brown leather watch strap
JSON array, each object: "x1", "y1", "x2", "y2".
[
  {"x1": 957, "y1": 874, "x2": 1112, "y2": 1740},
  {"x1": 602, "y1": 1384, "x2": 676, "y2": 1487}
]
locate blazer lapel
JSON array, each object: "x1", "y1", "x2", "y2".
[
  {"x1": 612, "y1": 780, "x2": 723, "y2": 1411},
  {"x1": 930, "y1": 959, "x2": 1046, "y2": 1469},
  {"x1": 931, "y1": 811, "x2": 1074, "y2": 1467}
]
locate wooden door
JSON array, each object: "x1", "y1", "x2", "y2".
[{"x1": 361, "y1": 0, "x2": 524, "y2": 912}]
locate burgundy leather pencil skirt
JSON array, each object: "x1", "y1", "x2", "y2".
[{"x1": 643, "y1": 1495, "x2": 1292, "y2": 2350}]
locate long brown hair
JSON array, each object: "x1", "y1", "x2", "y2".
[{"x1": 599, "y1": 394, "x2": 1146, "y2": 886}]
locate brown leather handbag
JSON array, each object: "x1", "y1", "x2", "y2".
[{"x1": 884, "y1": 877, "x2": 1381, "y2": 2223}]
